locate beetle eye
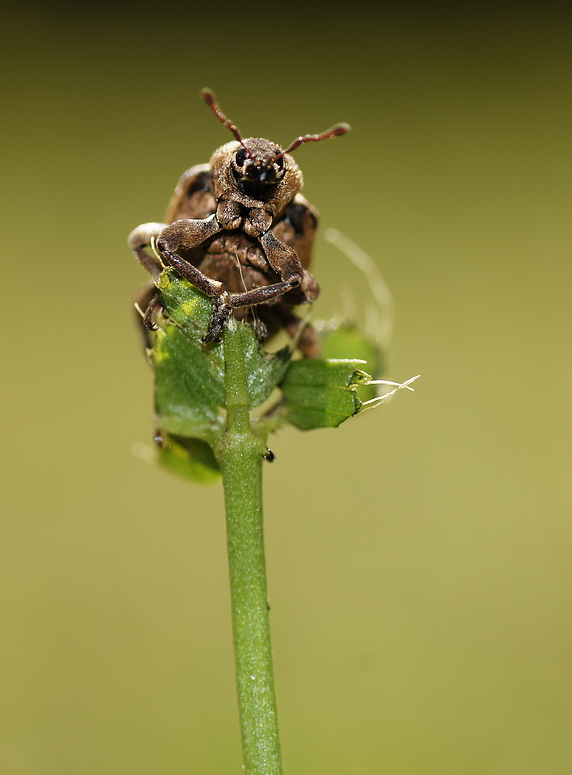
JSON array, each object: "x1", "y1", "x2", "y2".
[{"x1": 235, "y1": 147, "x2": 247, "y2": 167}]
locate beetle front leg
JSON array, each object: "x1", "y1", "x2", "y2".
[
  {"x1": 155, "y1": 215, "x2": 225, "y2": 300},
  {"x1": 155, "y1": 241, "x2": 231, "y2": 343},
  {"x1": 244, "y1": 212, "x2": 320, "y2": 304},
  {"x1": 259, "y1": 228, "x2": 304, "y2": 285},
  {"x1": 244, "y1": 209, "x2": 304, "y2": 287},
  {"x1": 158, "y1": 214, "x2": 223, "y2": 253},
  {"x1": 205, "y1": 226, "x2": 317, "y2": 335},
  {"x1": 156, "y1": 245, "x2": 225, "y2": 301},
  {"x1": 258, "y1": 229, "x2": 320, "y2": 302},
  {"x1": 128, "y1": 222, "x2": 167, "y2": 280},
  {"x1": 201, "y1": 282, "x2": 298, "y2": 343},
  {"x1": 227, "y1": 282, "x2": 300, "y2": 309}
]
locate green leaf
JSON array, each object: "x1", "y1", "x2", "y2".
[
  {"x1": 157, "y1": 434, "x2": 221, "y2": 483},
  {"x1": 153, "y1": 315, "x2": 226, "y2": 439},
  {"x1": 318, "y1": 321, "x2": 384, "y2": 403},
  {"x1": 154, "y1": 272, "x2": 293, "y2": 424},
  {"x1": 233, "y1": 323, "x2": 292, "y2": 409},
  {"x1": 147, "y1": 270, "x2": 399, "y2": 477},
  {"x1": 280, "y1": 359, "x2": 370, "y2": 430}
]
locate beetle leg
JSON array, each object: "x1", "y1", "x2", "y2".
[
  {"x1": 201, "y1": 282, "x2": 302, "y2": 343},
  {"x1": 258, "y1": 228, "x2": 303, "y2": 285},
  {"x1": 250, "y1": 316, "x2": 268, "y2": 342},
  {"x1": 298, "y1": 268, "x2": 320, "y2": 303},
  {"x1": 227, "y1": 282, "x2": 299, "y2": 309},
  {"x1": 155, "y1": 215, "x2": 225, "y2": 299},
  {"x1": 203, "y1": 284, "x2": 297, "y2": 343},
  {"x1": 128, "y1": 222, "x2": 167, "y2": 280},
  {"x1": 244, "y1": 208, "x2": 272, "y2": 236},
  {"x1": 133, "y1": 282, "x2": 160, "y2": 350},
  {"x1": 150, "y1": 243, "x2": 233, "y2": 344},
  {"x1": 217, "y1": 199, "x2": 243, "y2": 230},
  {"x1": 157, "y1": 245, "x2": 225, "y2": 299},
  {"x1": 148, "y1": 214, "x2": 317, "y2": 343},
  {"x1": 202, "y1": 295, "x2": 233, "y2": 343},
  {"x1": 158, "y1": 214, "x2": 222, "y2": 252},
  {"x1": 201, "y1": 228, "x2": 317, "y2": 339},
  {"x1": 258, "y1": 229, "x2": 319, "y2": 304},
  {"x1": 142, "y1": 295, "x2": 164, "y2": 331}
]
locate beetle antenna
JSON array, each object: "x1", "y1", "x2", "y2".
[
  {"x1": 276, "y1": 122, "x2": 351, "y2": 159},
  {"x1": 202, "y1": 88, "x2": 253, "y2": 157}
]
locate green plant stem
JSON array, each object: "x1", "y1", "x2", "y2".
[{"x1": 216, "y1": 318, "x2": 283, "y2": 775}]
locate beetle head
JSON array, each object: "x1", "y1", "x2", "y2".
[
  {"x1": 202, "y1": 88, "x2": 350, "y2": 198},
  {"x1": 231, "y1": 139, "x2": 286, "y2": 197}
]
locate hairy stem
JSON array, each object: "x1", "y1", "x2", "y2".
[{"x1": 215, "y1": 318, "x2": 282, "y2": 775}]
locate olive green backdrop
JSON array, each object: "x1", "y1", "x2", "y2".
[{"x1": 2, "y1": 3, "x2": 571, "y2": 773}]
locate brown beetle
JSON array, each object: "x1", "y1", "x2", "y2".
[{"x1": 129, "y1": 89, "x2": 350, "y2": 355}]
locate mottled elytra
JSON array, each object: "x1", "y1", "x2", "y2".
[{"x1": 129, "y1": 89, "x2": 350, "y2": 354}]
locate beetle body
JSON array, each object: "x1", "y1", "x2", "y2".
[{"x1": 129, "y1": 90, "x2": 349, "y2": 353}]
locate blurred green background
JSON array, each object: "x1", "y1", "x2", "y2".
[{"x1": 2, "y1": 3, "x2": 572, "y2": 773}]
